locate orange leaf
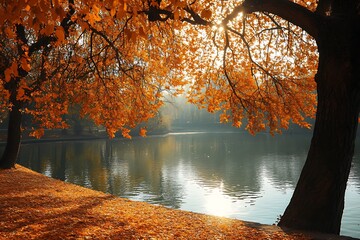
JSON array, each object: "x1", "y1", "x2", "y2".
[
  {"x1": 138, "y1": 27, "x2": 147, "y2": 39},
  {"x1": 4, "y1": 62, "x2": 18, "y2": 82},
  {"x1": 121, "y1": 128, "x2": 132, "y2": 139},
  {"x1": 4, "y1": 27, "x2": 16, "y2": 39},
  {"x1": 55, "y1": 26, "x2": 65, "y2": 43},
  {"x1": 139, "y1": 127, "x2": 147, "y2": 137},
  {"x1": 20, "y1": 57, "x2": 31, "y2": 72},
  {"x1": 200, "y1": 9, "x2": 212, "y2": 19},
  {"x1": 40, "y1": 24, "x2": 55, "y2": 36},
  {"x1": 30, "y1": 128, "x2": 45, "y2": 139}
]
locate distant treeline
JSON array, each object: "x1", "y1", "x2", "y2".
[{"x1": 0, "y1": 97, "x2": 315, "y2": 142}]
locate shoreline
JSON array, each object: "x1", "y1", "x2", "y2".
[
  {"x1": 0, "y1": 128, "x2": 314, "y2": 146},
  {"x1": 0, "y1": 165, "x2": 357, "y2": 239}
]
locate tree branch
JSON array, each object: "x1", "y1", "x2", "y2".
[
  {"x1": 315, "y1": 0, "x2": 332, "y2": 16},
  {"x1": 183, "y1": 7, "x2": 211, "y2": 26},
  {"x1": 29, "y1": 0, "x2": 75, "y2": 56},
  {"x1": 224, "y1": 0, "x2": 321, "y2": 41}
]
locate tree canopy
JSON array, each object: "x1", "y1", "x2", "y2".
[
  {"x1": 0, "y1": 0, "x2": 186, "y2": 138},
  {"x1": 0, "y1": 0, "x2": 318, "y2": 137}
]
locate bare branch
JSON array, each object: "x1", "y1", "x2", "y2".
[{"x1": 224, "y1": 0, "x2": 321, "y2": 41}]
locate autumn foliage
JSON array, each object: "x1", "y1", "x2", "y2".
[
  {"x1": 0, "y1": 0, "x2": 318, "y2": 139},
  {"x1": 0, "y1": 166, "x2": 313, "y2": 239},
  {"x1": 0, "y1": 0, "x2": 185, "y2": 139}
]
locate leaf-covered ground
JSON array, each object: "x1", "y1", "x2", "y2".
[{"x1": 0, "y1": 165, "x2": 354, "y2": 239}]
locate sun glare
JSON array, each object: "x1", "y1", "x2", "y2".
[
  {"x1": 204, "y1": 182, "x2": 233, "y2": 217},
  {"x1": 212, "y1": 23, "x2": 224, "y2": 32},
  {"x1": 236, "y1": 12, "x2": 243, "y2": 21}
]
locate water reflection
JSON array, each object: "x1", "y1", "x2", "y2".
[{"x1": 5, "y1": 132, "x2": 359, "y2": 238}]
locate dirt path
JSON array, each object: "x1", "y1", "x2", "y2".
[{"x1": 0, "y1": 165, "x2": 355, "y2": 239}]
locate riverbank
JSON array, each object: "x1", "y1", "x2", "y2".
[{"x1": 0, "y1": 165, "x2": 356, "y2": 240}]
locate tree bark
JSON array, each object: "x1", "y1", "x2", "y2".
[
  {"x1": 0, "y1": 100, "x2": 23, "y2": 169},
  {"x1": 278, "y1": 18, "x2": 360, "y2": 234},
  {"x1": 0, "y1": 77, "x2": 24, "y2": 169}
]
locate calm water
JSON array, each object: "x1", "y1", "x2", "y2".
[{"x1": 4, "y1": 132, "x2": 360, "y2": 238}]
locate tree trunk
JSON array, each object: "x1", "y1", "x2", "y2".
[
  {"x1": 278, "y1": 20, "x2": 360, "y2": 234},
  {"x1": 0, "y1": 93, "x2": 23, "y2": 169}
]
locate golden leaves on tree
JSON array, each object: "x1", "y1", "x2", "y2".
[
  {"x1": 175, "y1": 1, "x2": 318, "y2": 134},
  {"x1": 0, "y1": 0, "x2": 319, "y2": 137}
]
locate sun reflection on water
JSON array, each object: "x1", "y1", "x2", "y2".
[{"x1": 204, "y1": 182, "x2": 234, "y2": 217}]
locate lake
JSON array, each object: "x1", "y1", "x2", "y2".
[{"x1": 4, "y1": 132, "x2": 360, "y2": 238}]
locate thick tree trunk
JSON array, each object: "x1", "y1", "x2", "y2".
[
  {"x1": 0, "y1": 102, "x2": 23, "y2": 169},
  {"x1": 278, "y1": 85, "x2": 359, "y2": 233},
  {"x1": 278, "y1": 20, "x2": 360, "y2": 234}
]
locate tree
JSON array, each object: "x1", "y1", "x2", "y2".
[
  {"x1": 1, "y1": 0, "x2": 359, "y2": 235},
  {"x1": 138, "y1": 0, "x2": 359, "y2": 235},
  {"x1": 0, "y1": 0, "x2": 185, "y2": 168}
]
